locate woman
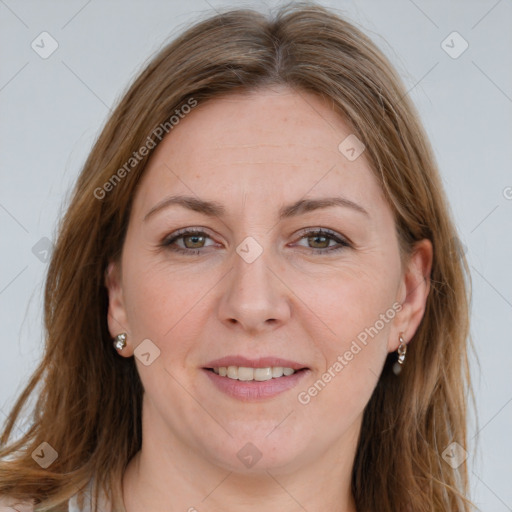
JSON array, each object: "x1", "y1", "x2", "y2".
[{"x1": 0, "y1": 3, "x2": 474, "y2": 511}]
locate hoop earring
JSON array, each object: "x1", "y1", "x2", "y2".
[
  {"x1": 113, "y1": 333, "x2": 127, "y2": 351},
  {"x1": 392, "y1": 333, "x2": 407, "y2": 375}
]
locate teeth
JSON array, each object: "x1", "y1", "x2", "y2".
[
  {"x1": 212, "y1": 366, "x2": 298, "y2": 381},
  {"x1": 272, "y1": 367, "x2": 284, "y2": 378}
]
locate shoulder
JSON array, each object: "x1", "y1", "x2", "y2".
[
  {"x1": 68, "y1": 479, "x2": 111, "y2": 512},
  {"x1": 0, "y1": 494, "x2": 35, "y2": 511},
  {"x1": 0, "y1": 494, "x2": 76, "y2": 511},
  {"x1": 0, "y1": 478, "x2": 106, "y2": 512}
]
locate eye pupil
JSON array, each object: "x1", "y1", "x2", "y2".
[
  {"x1": 184, "y1": 234, "x2": 205, "y2": 248},
  {"x1": 308, "y1": 234, "x2": 329, "y2": 249}
]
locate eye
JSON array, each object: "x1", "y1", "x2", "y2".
[
  {"x1": 161, "y1": 227, "x2": 351, "y2": 256},
  {"x1": 293, "y1": 228, "x2": 351, "y2": 255},
  {"x1": 161, "y1": 228, "x2": 217, "y2": 255}
]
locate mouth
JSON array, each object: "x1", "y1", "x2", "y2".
[
  {"x1": 201, "y1": 365, "x2": 311, "y2": 401},
  {"x1": 203, "y1": 366, "x2": 309, "y2": 381}
]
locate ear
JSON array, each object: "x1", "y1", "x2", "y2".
[
  {"x1": 105, "y1": 261, "x2": 134, "y2": 357},
  {"x1": 389, "y1": 239, "x2": 433, "y2": 352}
]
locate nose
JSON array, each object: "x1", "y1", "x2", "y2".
[{"x1": 217, "y1": 242, "x2": 292, "y2": 334}]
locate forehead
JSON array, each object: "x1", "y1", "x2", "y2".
[
  {"x1": 157, "y1": 86, "x2": 356, "y2": 161},
  {"x1": 133, "y1": 86, "x2": 386, "y2": 216}
]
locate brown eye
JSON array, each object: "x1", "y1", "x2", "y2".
[
  {"x1": 307, "y1": 233, "x2": 331, "y2": 249},
  {"x1": 182, "y1": 233, "x2": 207, "y2": 249},
  {"x1": 295, "y1": 229, "x2": 351, "y2": 255},
  {"x1": 162, "y1": 229, "x2": 216, "y2": 255}
]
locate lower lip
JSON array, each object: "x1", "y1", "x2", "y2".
[{"x1": 202, "y1": 368, "x2": 310, "y2": 401}]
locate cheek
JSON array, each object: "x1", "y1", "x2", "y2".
[
  {"x1": 298, "y1": 293, "x2": 392, "y2": 430},
  {"x1": 312, "y1": 260, "x2": 400, "y2": 340},
  {"x1": 299, "y1": 262, "x2": 399, "y2": 408},
  {"x1": 122, "y1": 255, "x2": 219, "y2": 348}
]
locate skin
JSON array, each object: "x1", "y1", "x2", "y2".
[{"x1": 106, "y1": 85, "x2": 432, "y2": 512}]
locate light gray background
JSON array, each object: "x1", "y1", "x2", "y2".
[{"x1": 1, "y1": 0, "x2": 511, "y2": 510}]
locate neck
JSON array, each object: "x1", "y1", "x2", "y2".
[{"x1": 122, "y1": 398, "x2": 360, "y2": 512}]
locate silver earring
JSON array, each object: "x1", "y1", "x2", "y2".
[
  {"x1": 392, "y1": 333, "x2": 407, "y2": 375},
  {"x1": 113, "y1": 333, "x2": 127, "y2": 351}
]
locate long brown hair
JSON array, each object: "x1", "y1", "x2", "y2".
[{"x1": 0, "y1": 3, "x2": 475, "y2": 511}]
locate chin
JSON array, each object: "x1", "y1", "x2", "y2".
[{"x1": 204, "y1": 431, "x2": 310, "y2": 474}]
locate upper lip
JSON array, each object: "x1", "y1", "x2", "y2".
[{"x1": 203, "y1": 356, "x2": 308, "y2": 370}]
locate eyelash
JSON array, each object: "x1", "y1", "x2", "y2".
[{"x1": 161, "y1": 227, "x2": 351, "y2": 256}]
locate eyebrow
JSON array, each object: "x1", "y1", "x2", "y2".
[{"x1": 143, "y1": 194, "x2": 369, "y2": 222}]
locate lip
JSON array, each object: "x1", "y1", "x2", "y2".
[
  {"x1": 203, "y1": 355, "x2": 309, "y2": 370},
  {"x1": 202, "y1": 367, "x2": 311, "y2": 401}
]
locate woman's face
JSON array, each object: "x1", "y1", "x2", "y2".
[{"x1": 106, "y1": 85, "x2": 431, "y2": 474}]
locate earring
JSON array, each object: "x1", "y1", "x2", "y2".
[
  {"x1": 113, "y1": 333, "x2": 127, "y2": 351},
  {"x1": 392, "y1": 333, "x2": 407, "y2": 375}
]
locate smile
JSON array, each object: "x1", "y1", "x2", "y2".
[
  {"x1": 203, "y1": 367, "x2": 310, "y2": 401},
  {"x1": 209, "y1": 365, "x2": 299, "y2": 381}
]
